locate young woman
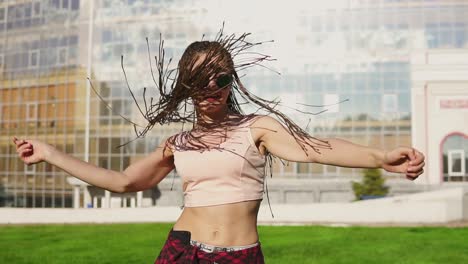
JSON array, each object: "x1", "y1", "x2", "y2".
[{"x1": 13, "y1": 38, "x2": 425, "y2": 263}]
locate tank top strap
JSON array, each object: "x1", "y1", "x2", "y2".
[{"x1": 237, "y1": 114, "x2": 264, "y2": 150}]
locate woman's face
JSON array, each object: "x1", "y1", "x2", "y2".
[{"x1": 190, "y1": 53, "x2": 233, "y2": 114}]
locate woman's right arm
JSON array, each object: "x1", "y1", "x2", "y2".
[{"x1": 12, "y1": 137, "x2": 174, "y2": 193}]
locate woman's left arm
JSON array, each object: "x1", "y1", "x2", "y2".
[{"x1": 255, "y1": 116, "x2": 425, "y2": 180}]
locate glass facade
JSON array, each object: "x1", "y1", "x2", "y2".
[
  {"x1": 0, "y1": 0, "x2": 82, "y2": 208},
  {"x1": 1, "y1": 0, "x2": 468, "y2": 207}
]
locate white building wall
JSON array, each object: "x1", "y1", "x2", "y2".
[{"x1": 411, "y1": 50, "x2": 468, "y2": 185}]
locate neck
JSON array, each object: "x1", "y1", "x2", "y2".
[{"x1": 195, "y1": 106, "x2": 232, "y2": 127}]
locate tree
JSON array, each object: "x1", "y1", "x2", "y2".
[{"x1": 352, "y1": 168, "x2": 389, "y2": 200}]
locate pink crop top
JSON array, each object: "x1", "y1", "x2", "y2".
[{"x1": 169, "y1": 116, "x2": 266, "y2": 207}]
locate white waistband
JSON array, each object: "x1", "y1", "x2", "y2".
[{"x1": 190, "y1": 239, "x2": 259, "y2": 253}]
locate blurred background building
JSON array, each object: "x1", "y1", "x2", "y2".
[{"x1": 0, "y1": 0, "x2": 467, "y2": 208}]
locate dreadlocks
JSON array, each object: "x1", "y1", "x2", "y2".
[{"x1": 90, "y1": 27, "x2": 331, "y2": 155}]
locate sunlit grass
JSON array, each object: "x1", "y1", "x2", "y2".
[{"x1": 1, "y1": 223, "x2": 467, "y2": 263}]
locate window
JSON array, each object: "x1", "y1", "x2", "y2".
[
  {"x1": 102, "y1": 30, "x2": 112, "y2": 43},
  {"x1": 324, "y1": 165, "x2": 338, "y2": 176},
  {"x1": 26, "y1": 103, "x2": 38, "y2": 121},
  {"x1": 442, "y1": 134, "x2": 468, "y2": 182},
  {"x1": 448, "y1": 150, "x2": 465, "y2": 177},
  {"x1": 382, "y1": 94, "x2": 397, "y2": 113},
  {"x1": 69, "y1": 35, "x2": 79, "y2": 45},
  {"x1": 145, "y1": 137, "x2": 159, "y2": 153},
  {"x1": 29, "y1": 50, "x2": 39, "y2": 68},
  {"x1": 57, "y1": 47, "x2": 67, "y2": 65},
  {"x1": 14, "y1": 4, "x2": 24, "y2": 19},
  {"x1": 103, "y1": 0, "x2": 113, "y2": 8},
  {"x1": 7, "y1": 6, "x2": 15, "y2": 21},
  {"x1": 296, "y1": 162, "x2": 309, "y2": 174},
  {"x1": 62, "y1": 0, "x2": 69, "y2": 9},
  {"x1": 25, "y1": 164, "x2": 36, "y2": 175},
  {"x1": 52, "y1": 0, "x2": 60, "y2": 8},
  {"x1": 121, "y1": 196, "x2": 135, "y2": 208},
  {"x1": 0, "y1": 8, "x2": 5, "y2": 21},
  {"x1": 323, "y1": 94, "x2": 339, "y2": 113},
  {"x1": 33, "y1": 2, "x2": 41, "y2": 17},
  {"x1": 24, "y1": 3, "x2": 32, "y2": 18},
  {"x1": 47, "y1": 38, "x2": 58, "y2": 49},
  {"x1": 93, "y1": 196, "x2": 104, "y2": 208},
  {"x1": 71, "y1": 0, "x2": 80, "y2": 10}
]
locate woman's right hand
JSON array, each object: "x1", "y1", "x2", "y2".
[{"x1": 12, "y1": 137, "x2": 53, "y2": 165}]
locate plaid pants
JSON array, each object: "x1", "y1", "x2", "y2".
[{"x1": 155, "y1": 229, "x2": 265, "y2": 264}]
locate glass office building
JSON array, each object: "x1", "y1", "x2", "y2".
[{"x1": 1, "y1": 0, "x2": 467, "y2": 207}]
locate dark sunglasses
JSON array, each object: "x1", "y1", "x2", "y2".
[{"x1": 212, "y1": 74, "x2": 233, "y2": 88}]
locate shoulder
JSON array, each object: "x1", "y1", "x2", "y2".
[
  {"x1": 248, "y1": 115, "x2": 285, "y2": 144},
  {"x1": 160, "y1": 133, "x2": 184, "y2": 156},
  {"x1": 248, "y1": 115, "x2": 283, "y2": 130}
]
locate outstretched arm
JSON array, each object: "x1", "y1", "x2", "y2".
[
  {"x1": 12, "y1": 137, "x2": 174, "y2": 193},
  {"x1": 254, "y1": 116, "x2": 425, "y2": 180}
]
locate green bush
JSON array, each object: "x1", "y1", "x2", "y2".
[{"x1": 352, "y1": 168, "x2": 389, "y2": 200}]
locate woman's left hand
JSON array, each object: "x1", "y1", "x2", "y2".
[{"x1": 382, "y1": 147, "x2": 425, "y2": 180}]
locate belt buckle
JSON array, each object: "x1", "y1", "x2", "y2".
[
  {"x1": 193, "y1": 240, "x2": 231, "y2": 253},
  {"x1": 212, "y1": 246, "x2": 230, "y2": 253},
  {"x1": 199, "y1": 243, "x2": 216, "y2": 253}
]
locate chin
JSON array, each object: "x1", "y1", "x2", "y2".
[
  {"x1": 197, "y1": 102, "x2": 227, "y2": 113},
  {"x1": 199, "y1": 105, "x2": 223, "y2": 113}
]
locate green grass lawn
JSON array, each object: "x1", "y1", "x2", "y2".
[{"x1": 1, "y1": 223, "x2": 467, "y2": 263}]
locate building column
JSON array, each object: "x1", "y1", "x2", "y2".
[
  {"x1": 137, "y1": 191, "x2": 143, "y2": 207},
  {"x1": 83, "y1": 186, "x2": 92, "y2": 208},
  {"x1": 92, "y1": 196, "x2": 98, "y2": 208},
  {"x1": 104, "y1": 190, "x2": 111, "y2": 208},
  {"x1": 73, "y1": 186, "x2": 80, "y2": 209}
]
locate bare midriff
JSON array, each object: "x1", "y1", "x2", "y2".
[{"x1": 173, "y1": 199, "x2": 261, "y2": 247}]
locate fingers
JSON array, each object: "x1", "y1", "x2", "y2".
[
  {"x1": 409, "y1": 149, "x2": 424, "y2": 164},
  {"x1": 12, "y1": 137, "x2": 28, "y2": 148},
  {"x1": 17, "y1": 142, "x2": 33, "y2": 154},
  {"x1": 12, "y1": 137, "x2": 34, "y2": 159},
  {"x1": 406, "y1": 164, "x2": 424, "y2": 178},
  {"x1": 407, "y1": 148, "x2": 417, "y2": 161},
  {"x1": 407, "y1": 161, "x2": 425, "y2": 173},
  {"x1": 406, "y1": 169, "x2": 424, "y2": 181},
  {"x1": 15, "y1": 140, "x2": 31, "y2": 152},
  {"x1": 406, "y1": 149, "x2": 425, "y2": 180},
  {"x1": 398, "y1": 148, "x2": 425, "y2": 181},
  {"x1": 407, "y1": 149, "x2": 425, "y2": 169},
  {"x1": 17, "y1": 145, "x2": 34, "y2": 160},
  {"x1": 401, "y1": 148, "x2": 423, "y2": 166},
  {"x1": 12, "y1": 137, "x2": 40, "y2": 165}
]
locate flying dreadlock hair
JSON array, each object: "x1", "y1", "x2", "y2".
[
  {"x1": 111, "y1": 28, "x2": 331, "y2": 152},
  {"x1": 89, "y1": 27, "x2": 334, "y2": 156}
]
